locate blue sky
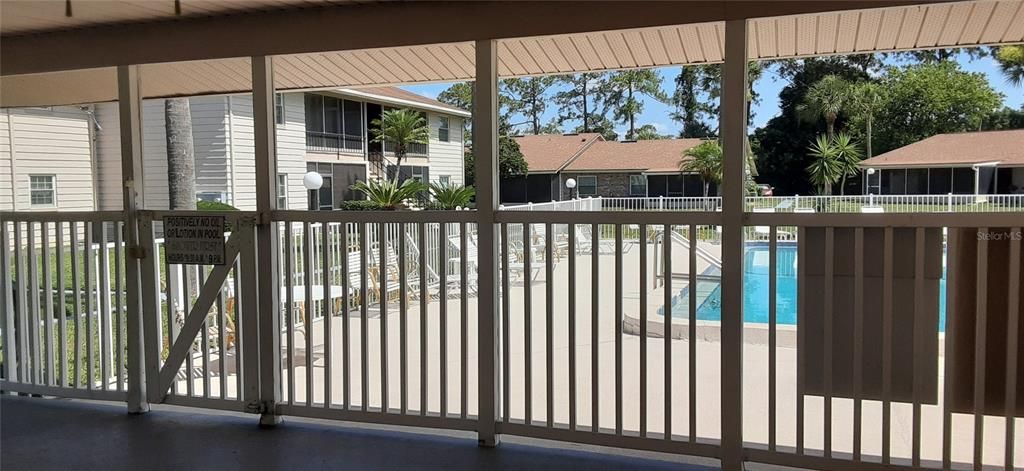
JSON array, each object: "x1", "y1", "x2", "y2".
[{"x1": 403, "y1": 52, "x2": 1022, "y2": 137}]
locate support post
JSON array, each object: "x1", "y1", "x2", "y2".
[
  {"x1": 720, "y1": 19, "x2": 749, "y2": 471},
  {"x1": 474, "y1": 39, "x2": 500, "y2": 448},
  {"x1": 117, "y1": 64, "x2": 150, "y2": 414},
  {"x1": 251, "y1": 55, "x2": 282, "y2": 426}
]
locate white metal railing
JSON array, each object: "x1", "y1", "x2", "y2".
[
  {"x1": 270, "y1": 210, "x2": 479, "y2": 428},
  {"x1": 1, "y1": 212, "x2": 129, "y2": 401},
  {"x1": 502, "y1": 194, "x2": 1024, "y2": 213},
  {"x1": 4, "y1": 208, "x2": 1023, "y2": 470}
]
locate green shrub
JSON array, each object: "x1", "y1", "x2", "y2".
[
  {"x1": 196, "y1": 200, "x2": 238, "y2": 211},
  {"x1": 428, "y1": 183, "x2": 475, "y2": 210},
  {"x1": 350, "y1": 179, "x2": 427, "y2": 209},
  {"x1": 340, "y1": 200, "x2": 392, "y2": 211}
]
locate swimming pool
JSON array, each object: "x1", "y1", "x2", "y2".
[{"x1": 658, "y1": 244, "x2": 948, "y2": 330}]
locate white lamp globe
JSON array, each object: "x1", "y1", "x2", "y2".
[
  {"x1": 867, "y1": 168, "x2": 876, "y2": 175},
  {"x1": 565, "y1": 178, "x2": 577, "y2": 189},
  {"x1": 302, "y1": 171, "x2": 324, "y2": 190}
]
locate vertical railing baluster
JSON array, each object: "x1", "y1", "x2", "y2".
[
  {"x1": 1004, "y1": 227, "x2": 1021, "y2": 471},
  {"x1": 27, "y1": 222, "x2": 39, "y2": 384},
  {"x1": 797, "y1": 227, "x2": 806, "y2": 454},
  {"x1": 460, "y1": 222, "x2": 469, "y2": 419},
  {"x1": 639, "y1": 223, "x2": 647, "y2": 436},
  {"x1": 688, "y1": 224, "x2": 696, "y2": 442},
  {"x1": 512, "y1": 222, "x2": 528, "y2": 424},
  {"x1": 882, "y1": 227, "x2": 894, "y2": 463},
  {"x1": 56, "y1": 222, "x2": 68, "y2": 388},
  {"x1": 399, "y1": 223, "x2": 409, "y2": 414},
  {"x1": 284, "y1": 222, "x2": 295, "y2": 404},
  {"x1": 0, "y1": 221, "x2": 16, "y2": 384},
  {"x1": 69, "y1": 223, "x2": 81, "y2": 387},
  {"x1": 614, "y1": 224, "x2": 623, "y2": 436},
  {"x1": 42, "y1": 223, "x2": 54, "y2": 386},
  {"x1": 972, "y1": 227, "x2": 988, "y2": 470},
  {"x1": 853, "y1": 228, "x2": 864, "y2": 461},
  {"x1": 342, "y1": 222, "x2": 351, "y2": 409},
  {"x1": 418, "y1": 222, "x2": 427, "y2": 415},
  {"x1": 184, "y1": 264, "x2": 194, "y2": 398},
  {"x1": 824, "y1": 227, "x2": 834, "y2": 457},
  {"x1": 591, "y1": 222, "x2": 598, "y2": 432},
  {"x1": 84, "y1": 222, "x2": 93, "y2": 389},
  {"x1": 501, "y1": 223, "x2": 511, "y2": 422},
  {"x1": 665, "y1": 223, "x2": 673, "y2": 441},
  {"x1": 115, "y1": 222, "x2": 124, "y2": 391},
  {"x1": 568, "y1": 223, "x2": 577, "y2": 431},
  {"x1": 99, "y1": 223, "x2": 111, "y2": 390},
  {"x1": 200, "y1": 267, "x2": 210, "y2": 398},
  {"x1": 768, "y1": 226, "x2": 778, "y2": 451},
  {"x1": 439, "y1": 222, "x2": 448, "y2": 418},
  {"x1": 360, "y1": 222, "x2": 369, "y2": 411},
  {"x1": 912, "y1": 228, "x2": 925, "y2": 467},
  {"x1": 303, "y1": 221, "x2": 313, "y2": 406},
  {"x1": 379, "y1": 221, "x2": 389, "y2": 413},
  {"x1": 216, "y1": 283, "x2": 228, "y2": 399},
  {"x1": 323, "y1": 221, "x2": 333, "y2": 408},
  {"x1": 546, "y1": 222, "x2": 554, "y2": 428}
]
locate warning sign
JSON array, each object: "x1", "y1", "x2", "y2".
[{"x1": 163, "y1": 216, "x2": 227, "y2": 265}]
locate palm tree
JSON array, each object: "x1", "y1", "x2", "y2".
[
  {"x1": 164, "y1": 97, "x2": 196, "y2": 327},
  {"x1": 847, "y1": 82, "x2": 883, "y2": 158},
  {"x1": 371, "y1": 108, "x2": 430, "y2": 183},
  {"x1": 995, "y1": 45, "x2": 1024, "y2": 87},
  {"x1": 605, "y1": 70, "x2": 669, "y2": 140},
  {"x1": 831, "y1": 132, "x2": 863, "y2": 195},
  {"x1": 798, "y1": 75, "x2": 850, "y2": 138},
  {"x1": 680, "y1": 141, "x2": 723, "y2": 197},
  {"x1": 806, "y1": 134, "x2": 843, "y2": 195}
]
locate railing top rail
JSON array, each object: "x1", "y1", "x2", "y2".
[
  {"x1": 747, "y1": 211, "x2": 1024, "y2": 228},
  {"x1": 271, "y1": 209, "x2": 478, "y2": 223},
  {"x1": 496, "y1": 210, "x2": 723, "y2": 225},
  {"x1": 0, "y1": 210, "x2": 124, "y2": 222}
]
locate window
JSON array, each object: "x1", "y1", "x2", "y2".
[
  {"x1": 274, "y1": 93, "x2": 285, "y2": 125},
  {"x1": 29, "y1": 175, "x2": 55, "y2": 207},
  {"x1": 577, "y1": 176, "x2": 597, "y2": 196},
  {"x1": 276, "y1": 174, "x2": 288, "y2": 208},
  {"x1": 304, "y1": 93, "x2": 364, "y2": 152},
  {"x1": 439, "y1": 175, "x2": 451, "y2": 186},
  {"x1": 629, "y1": 175, "x2": 647, "y2": 196},
  {"x1": 438, "y1": 116, "x2": 450, "y2": 142},
  {"x1": 318, "y1": 176, "x2": 334, "y2": 210}
]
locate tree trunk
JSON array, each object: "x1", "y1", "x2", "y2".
[
  {"x1": 392, "y1": 148, "x2": 405, "y2": 184},
  {"x1": 164, "y1": 97, "x2": 195, "y2": 326},
  {"x1": 582, "y1": 81, "x2": 589, "y2": 132},
  {"x1": 165, "y1": 98, "x2": 196, "y2": 210},
  {"x1": 627, "y1": 85, "x2": 635, "y2": 140},
  {"x1": 826, "y1": 118, "x2": 835, "y2": 139},
  {"x1": 866, "y1": 116, "x2": 873, "y2": 158}
]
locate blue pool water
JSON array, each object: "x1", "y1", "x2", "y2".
[{"x1": 658, "y1": 244, "x2": 948, "y2": 331}]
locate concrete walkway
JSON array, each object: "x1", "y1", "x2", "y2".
[{"x1": 0, "y1": 396, "x2": 717, "y2": 471}]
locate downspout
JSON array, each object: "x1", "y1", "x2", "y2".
[
  {"x1": 6, "y1": 109, "x2": 18, "y2": 211},
  {"x1": 226, "y1": 96, "x2": 237, "y2": 205},
  {"x1": 84, "y1": 105, "x2": 100, "y2": 210}
]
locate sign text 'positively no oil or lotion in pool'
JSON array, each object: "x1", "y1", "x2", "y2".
[{"x1": 163, "y1": 216, "x2": 226, "y2": 265}]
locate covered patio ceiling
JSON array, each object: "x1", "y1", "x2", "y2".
[{"x1": 1, "y1": 0, "x2": 1022, "y2": 107}]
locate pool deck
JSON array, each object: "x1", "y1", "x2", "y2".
[{"x1": 175, "y1": 238, "x2": 1020, "y2": 469}]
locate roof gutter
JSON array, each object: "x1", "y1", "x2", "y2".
[{"x1": 336, "y1": 89, "x2": 471, "y2": 117}]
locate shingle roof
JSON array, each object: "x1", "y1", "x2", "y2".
[
  {"x1": 563, "y1": 138, "x2": 705, "y2": 173},
  {"x1": 339, "y1": 86, "x2": 470, "y2": 117},
  {"x1": 513, "y1": 133, "x2": 603, "y2": 173},
  {"x1": 859, "y1": 130, "x2": 1024, "y2": 168}
]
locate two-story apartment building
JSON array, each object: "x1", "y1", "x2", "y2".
[{"x1": 0, "y1": 87, "x2": 467, "y2": 212}]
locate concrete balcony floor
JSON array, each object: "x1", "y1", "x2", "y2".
[{"x1": 1, "y1": 395, "x2": 718, "y2": 471}]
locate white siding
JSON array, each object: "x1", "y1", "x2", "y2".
[
  {"x1": 426, "y1": 113, "x2": 465, "y2": 186},
  {"x1": 0, "y1": 112, "x2": 12, "y2": 210},
  {"x1": 276, "y1": 93, "x2": 309, "y2": 210},
  {"x1": 190, "y1": 97, "x2": 230, "y2": 199},
  {"x1": 94, "y1": 102, "x2": 122, "y2": 210},
  {"x1": 1, "y1": 107, "x2": 95, "y2": 212}
]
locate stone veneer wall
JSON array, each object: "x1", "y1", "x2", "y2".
[{"x1": 559, "y1": 172, "x2": 637, "y2": 199}]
